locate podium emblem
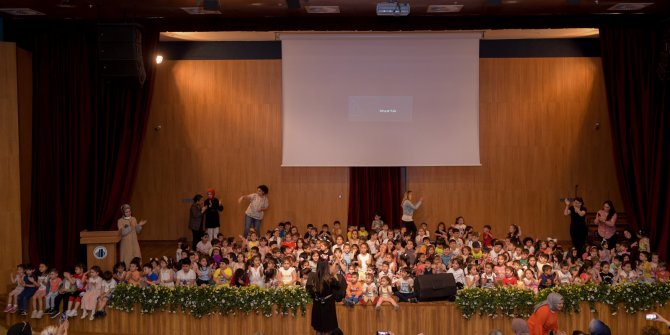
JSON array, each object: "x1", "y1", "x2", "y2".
[{"x1": 93, "y1": 246, "x2": 108, "y2": 260}]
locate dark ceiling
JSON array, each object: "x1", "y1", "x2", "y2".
[{"x1": 1, "y1": 0, "x2": 668, "y2": 31}]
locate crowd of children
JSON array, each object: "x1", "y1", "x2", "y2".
[
  {"x1": 4, "y1": 263, "x2": 116, "y2": 320},
  {"x1": 4, "y1": 215, "x2": 668, "y2": 318}
]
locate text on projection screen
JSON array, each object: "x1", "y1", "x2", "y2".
[{"x1": 281, "y1": 33, "x2": 481, "y2": 167}]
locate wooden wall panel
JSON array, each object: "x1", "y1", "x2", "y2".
[
  {"x1": 132, "y1": 57, "x2": 621, "y2": 242},
  {"x1": 0, "y1": 42, "x2": 24, "y2": 291},
  {"x1": 132, "y1": 60, "x2": 349, "y2": 240},
  {"x1": 408, "y1": 58, "x2": 622, "y2": 241},
  {"x1": 4, "y1": 302, "x2": 668, "y2": 335},
  {"x1": 16, "y1": 48, "x2": 32, "y2": 261}
]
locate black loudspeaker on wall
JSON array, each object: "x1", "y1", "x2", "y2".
[
  {"x1": 414, "y1": 273, "x2": 457, "y2": 302},
  {"x1": 97, "y1": 24, "x2": 146, "y2": 86}
]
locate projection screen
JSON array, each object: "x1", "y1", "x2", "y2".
[{"x1": 281, "y1": 33, "x2": 481, "y2": 167}]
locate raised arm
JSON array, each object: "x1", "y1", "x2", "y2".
[{"x1": 605, "y1": 213, "x2": 617, "y2": 227}]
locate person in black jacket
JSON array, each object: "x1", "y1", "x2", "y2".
[
  {"x1": 189, "y1": 194, "x2": 206, "y2": 250},
  {"x1": 204, "y1": 188, "x2": 224, "y2": 239},
  {"x1": 307, "y1": 259, "x2": 347, "y2": 335}
]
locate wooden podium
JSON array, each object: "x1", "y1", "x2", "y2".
[{"x1": 80, "y1": 230, "x2": 121, "y2": 271}]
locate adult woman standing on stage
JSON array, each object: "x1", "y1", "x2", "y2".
[
  {"x1": 401, "y1": 191, "x2": 423, "y2": 237},
  {"x1": 189, "y1": 194, "x2": 207, "y2": 250},
  {"x1": 527, "y1": 292, "x2": 565, "y2": 335},
  {"x1": 306, "y1": 260, "x2": 343, "y2": 335},
  {"x1": 204, "y1": 188, "x2": 224, "y2": 239},
  {"x1": 118, "y1": 204, "x2": 147, "y2": 267},
  {"x1": 564, "y1": 197, "x2": 587, "y2": 254},
  {"x1": 594, "y1": 200, "x2": 617, "y2": 246}
]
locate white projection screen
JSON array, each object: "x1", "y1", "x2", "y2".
[{"x1": 281, "y1": 33, "x2": 481, "y2": 167}]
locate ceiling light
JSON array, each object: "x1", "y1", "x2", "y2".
[
  {"x1": 426, "y1": 4, "x2": 463, "y2": 13},
  {"x1": 181, "y1": 6, "x2": 222, "y2": 14},
  {"x1": 155, "y1": 55, "x2": 164, "y2": 64},
  {"x1": 57, "y1": 0, "x2": 76, "y2": 8},
  {"x1": 305, "y1": 5, "x2": 340, "y2": 13},
  {"x1": 607, "y1": 3, "x2": 653, "y2": 10},
  {"x1": 376, "y1": 1, "x2": 410, "y2": 16},
  {"x1": 0, "y1": 8, "x2": 45, "y2": 15}
]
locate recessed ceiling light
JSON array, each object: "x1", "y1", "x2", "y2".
[
  {"x1": 305, "y1": 5, "x2": 340, "y2": 13},
  {"x1": 181, "y1": 6, "x2": 222, "y2": 14},
  {"x1": 250, "y1": 2, "x2": 264, "y2": 5},
  {"x1": 57, "y1": 0, "x2": 76, "y2": 8},
  {"x1": 0, "y1": 8, "x2": 45, "y2": 15},
  {"x1": 427, "y1": 4, "x2": 463, "y2": 13},
  {"x1": 607, "y1": 3, "x2": 653, "y2": 11}
]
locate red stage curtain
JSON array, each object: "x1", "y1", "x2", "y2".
[
  {"x1": 348, "y1": 167, "x2": 403, "y2": 231},
  {"x1": 28, "y1": 25, "x2": 158, "y2": 270},
  {"x1": 599, "y1": 24, "x2": 670, "y2": 260}
]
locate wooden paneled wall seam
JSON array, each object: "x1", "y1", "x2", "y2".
[{"x1": 0, "y1": 42, "x2": 24, "y2": 292}]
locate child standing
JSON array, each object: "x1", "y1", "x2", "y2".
[
  {"x1": 248, "y1": 256, "x2": 265, "y2": 288},
  {"x1": 371, "y1": 213, "x2": 384, "y2": 234},
  {"x1": 158, "y1": 258, "x2": 174, "y2": 287},
  {"x1": 482, "y1": 225, "x2": 495, "y2": 248},
  {"x1": 80, "y1": 266, "x2": 102, "y2": 320},
  {"x1": 278, "y1": 257, "x2": 297, "y2": 286},
  {"x1": 4, "y1": 264, "x2": 25, "y2": 313}
]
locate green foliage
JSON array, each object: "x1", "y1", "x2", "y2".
[
  {"x1": 108, "y1": 284, "x2": 312, "y2": 318},
  {"x1": 455, "y1": 282, "x2": 670, "y2": 319}
]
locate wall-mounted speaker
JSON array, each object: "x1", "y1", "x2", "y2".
[
  {"x1": 97, "y1": 24, "x2": 146, "y2": 86},
  {"x1": 203, "y1": 0, "x2": 220, "y2": 11},
  {"x1": 287, "y1": 0, "x2": 301, "y2": 9}
]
